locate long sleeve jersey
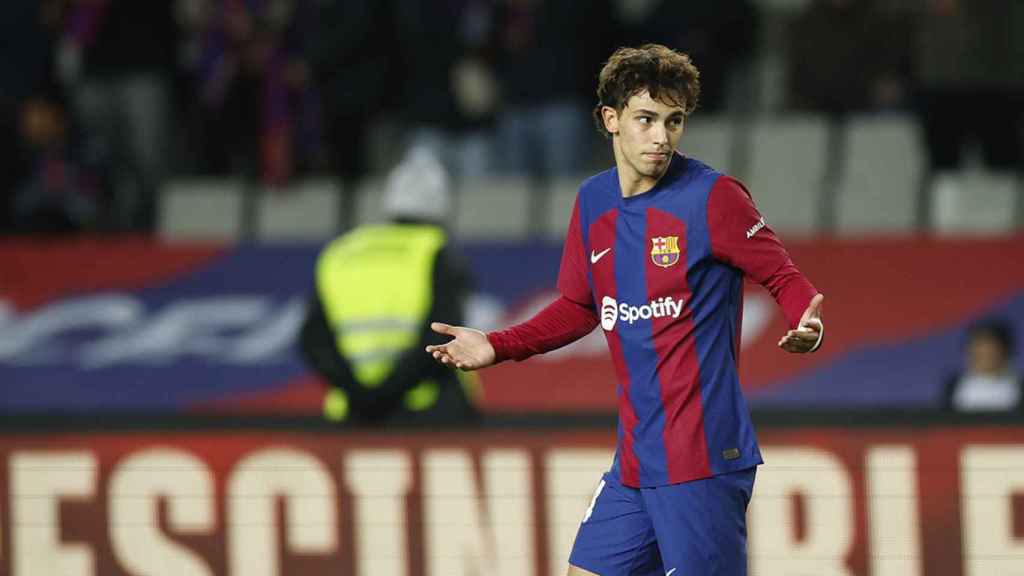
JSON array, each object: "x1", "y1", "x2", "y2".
[{"x1": 489, "y1": 153, "x2": 818, "y2": 487}]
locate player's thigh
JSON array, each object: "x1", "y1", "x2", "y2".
[
  {"x1": 644, "y1": 467, "x2": 757, "y2": 576},
  {"x1": 568, "y1": 473, "x2": 662, "y2": 576}
]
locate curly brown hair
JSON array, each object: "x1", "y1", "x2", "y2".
[{"x1": 593, "y1": 44, "x2": 701, "y2": 138}]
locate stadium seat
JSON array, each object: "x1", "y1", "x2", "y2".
[
  {"x1": 743, "y1": 115, "x2": 829, "y2": 234},
  {"x1": 680, "y1": 116, "x2": 735, "y2": 174},
  {"x1": 256, "y1": 178, "x2": 340, "y2": 240},
  {"x1": 835, "y1": 115, "x2": 924, "y2": 235},
  {"x1": 159, "y1": 178, "x2": 244, "y2": 240},
  {"x1": 931, "y1": 170, "x2": 1019, "y2": 234},
  {"x1": 544, "y1": 177, "x2": 584, "y2": 239},
  {"x1": 454, "y1": 177, "x2": 532, "y2": 239}
]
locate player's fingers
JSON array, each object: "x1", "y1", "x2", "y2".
[
  {"x1": 787, "y1": 329, "x2": 818, "y2": 342},
  {"x1": 431, "y1": 322, "x2": 454, "y2": 335},
  {"x1": 800, "y1": 318, "x2": 823, "y2": 331},
  {"x1": 779, "y1": 332, "x2": 800, "y2": 346},
  {"x1": 779, "y1": 333, "x2": 801, "y2": 350},
  {"x1": 788, "y1": 337, "x2": 816, "y2": 353},
  {"x1": 793, "y1": 330, "x2": 820, "y2": 342},
  {"x1": 781, "y1": 340, "x2": 803, "y2": 353},
  {"x1": 785, "y1": 332, "x2": 811, "y2": 344},
  {"x1": 797, "y1": 330, "x2": 820, "y2": 343}
]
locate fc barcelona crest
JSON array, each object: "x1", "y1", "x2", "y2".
[{"x1": 651, "y1": 236, "x2": 680, "y2": 268}]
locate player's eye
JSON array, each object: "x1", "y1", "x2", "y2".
[{"x1": 638, "y1": 116, "x2": 652, "y2": 124}]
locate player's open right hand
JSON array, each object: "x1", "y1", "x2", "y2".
[
  {"x1": 778, "y1": 293, "x2": 824, "y2": 353},
  {"x1": 426, "y1": 322, "x2": 496, "y2": 371}
]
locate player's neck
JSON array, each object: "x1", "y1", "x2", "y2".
[
  {"x1": 613, "y1": 141, "x2": 665, "y2": 198},
  {"x1": 618, "y1": 171, "x2": 660, "y2": 198}
]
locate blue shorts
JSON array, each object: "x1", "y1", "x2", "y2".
[{"x1": 568, "y1": 467, "x2": 756, "y2": 576}]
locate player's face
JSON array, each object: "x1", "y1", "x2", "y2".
[
  {"x1": 604, "y1": 90, "x2": 686, "y2": 182},
  {"x1": 968, "y1": 334, "x2": 1008, "y2": 375}
]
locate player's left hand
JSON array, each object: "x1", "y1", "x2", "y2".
[{"x1": 778, "y1": 293, "x2": 824, "y2": 353}]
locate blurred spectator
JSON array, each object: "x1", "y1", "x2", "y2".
[
  {"x1": 393, "y1": 0, "x2": 497, "y2": 178},
  {"x1": 181, "y1": 0, "x2": 321, "y2": 186},
  {"x1": 623, "y1": 0, "x2": 758, "y2": 114},
  {"x1": 59, "y1": 0, "x2": 179, "y2": 232},
  {"x1": 303, "y1": 0, "x2": 396, "y2": 186},
  {"x1": 1, "y1": 0, "x2": 65, "y2": 232},
  {"x1": 299, "y1": 147, "x2": 480, "y2": 425},
  {"x1": 786, "y1": 0, "x2": 911, "y2": 115},
  {"x1": 490, "y1": 0, "x2": 614, "y2": 179},
  {"x1": 910, "y1": 0, "x2": 1024, "y2": 169},
  {"x1": 943, "y1": 319, "x2": 1023, "y2": 413},
  {"x1": 10, "y1": 98, "x2": 102, "y2": 234}
]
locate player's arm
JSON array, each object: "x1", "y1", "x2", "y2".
[
  {"x1": 427, "y1": 195, "x2": 599, "y2": 368},
  {"x1": 707, "y1": 176, "x2": 824, "y2": 354},
  {"x1": 428, "y1": 296, "x2": 598, "y2": 369}
]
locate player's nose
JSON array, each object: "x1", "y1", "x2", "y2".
[{"x1": 650, "y1": 123, "x2": 669, "y2": 145}]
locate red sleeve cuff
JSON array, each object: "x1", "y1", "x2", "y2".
[
  {"x1": 487, "y1": 331, "x2": 515, "y2": 364},
  {"x1": 777, "y1": 280, "x2": 819, "y2": 329}
]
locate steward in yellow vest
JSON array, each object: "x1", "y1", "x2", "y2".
[{"x1": 299, "y1": 148, "x2": 479, "y2": 424}]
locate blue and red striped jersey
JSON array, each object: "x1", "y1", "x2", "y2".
[{"x1": 553, "y1": 153, "x2": 817, "y2": 487}]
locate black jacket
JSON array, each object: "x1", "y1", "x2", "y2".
[{"x1": 299, "y1": 239, "x2": 479, "y2": 426}]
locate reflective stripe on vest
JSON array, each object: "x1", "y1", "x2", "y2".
[{"x1": 316, "y1": 224, "x2": 446, "y2": 387}]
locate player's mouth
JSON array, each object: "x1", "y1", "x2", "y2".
[{"x1": 643, "y1": 151, "x2": 669, "y2": 162}]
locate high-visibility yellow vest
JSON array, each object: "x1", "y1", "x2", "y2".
[
  {"x1": 316, "y1": 224, "x2": 448, "y2": 420},
  {"x1": 317, "y1": 224, "x2": 446, "y2": 385}
]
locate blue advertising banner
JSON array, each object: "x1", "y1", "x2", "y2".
[{"x1": 2, "y1": 236, "x2": 1023, "y2": 413}]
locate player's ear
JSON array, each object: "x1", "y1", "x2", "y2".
[{"x1": 601, "y1": 106, "x2": 619, "y2": 135}]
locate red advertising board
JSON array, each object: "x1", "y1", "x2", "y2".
[{"x1": 0, "y1": 425, "x2": 1022, "y2": 576}]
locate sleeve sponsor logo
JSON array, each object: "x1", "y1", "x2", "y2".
[{"x1": 746, "y1": 217, "x2": 767, "y2": 239}]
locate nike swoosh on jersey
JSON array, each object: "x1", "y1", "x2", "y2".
[
  {"x1": 590, "y1": 248, "x2": 612, "y2": 264},
  {"x1": 666, "y1": 569, "x2": 677, "y2": 576}
]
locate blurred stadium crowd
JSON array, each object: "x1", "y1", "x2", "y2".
[{"x1": 1, "y1": 0, "x2": 1022, "y2": 237}]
